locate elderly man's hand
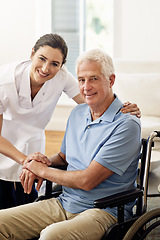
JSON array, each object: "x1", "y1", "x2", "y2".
[
  {"x1": 20, "y1": 168, "x2": 43, "y2": 194},
  {"x1": 23, "y1": 160, "x2": 48, "y2": 180},
  {"x1": 121, "y1": 101, "x2": 141, "y2": 118}
]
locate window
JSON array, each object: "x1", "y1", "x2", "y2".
[
  {"x1": 51, "y1": 0, "x2": 113, "y2": 105},
  {"x1": 85, "y1": 0, "x2": 113, "y2": 56},
  {"x1": 51, "y1": 0, "x2": 113, "y2": 76},
  {"x1": 51, "y1": 0, "x2": 81, "y2": 77}
]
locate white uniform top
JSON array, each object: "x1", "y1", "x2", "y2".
[{"x1": 0, "y1": 60, "x2": 79, "y2": 181}]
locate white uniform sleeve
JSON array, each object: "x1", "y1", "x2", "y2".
[
  {"x1": 0, "y1": 101, "x2": 4, "y2": 115},
  {"x1": 0, "y1": 88, "x2": 4, "y2": 114},
  {"x1": 63, "y1": 68, "x2": 80, "y2": 98}
]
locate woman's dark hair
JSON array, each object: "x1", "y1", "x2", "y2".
[{"x1": 33, "y1": 33, "x2": 68, "y2": 65}]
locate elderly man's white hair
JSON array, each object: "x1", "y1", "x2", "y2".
[{"x1": 76, "y1": 48, "x2": 114, "y2": 77}]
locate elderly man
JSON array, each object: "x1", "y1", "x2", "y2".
[{"x1": 0, "y1": 49, "x2": 141, "y2": 240}]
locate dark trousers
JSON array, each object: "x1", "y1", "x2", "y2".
[{"x1": 0, "y1": 179, "x2": 38, "y2": 209}]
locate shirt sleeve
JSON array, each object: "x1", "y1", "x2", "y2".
[
  {"x1": 94, "y1": 118, "x2": 141, "y2": 176},
  {"x1": 0, "y1": 88, "x2": 4, "y2": 114},
  {"x1": 0, "y1": 101, "x2": 4, "y2": 114},
  {"x1": 62, "y1": 68, "x2": 80, "y2": 98}
]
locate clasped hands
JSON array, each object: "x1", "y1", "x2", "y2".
[{"x1": 20, "y1": 152, "x2": 51, "y2": 194}]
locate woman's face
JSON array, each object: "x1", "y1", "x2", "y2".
[{"x1": 30, "y1": 45, "x2": 63, "y2": 86}]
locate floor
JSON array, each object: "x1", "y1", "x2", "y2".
[
  {"x1": 44, "y1": 131, "x2": 160, "y2": 239},
  {"x1": 45, "y1": 130, "x2": 65, "y2": 157}
]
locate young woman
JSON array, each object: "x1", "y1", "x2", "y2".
[
  {"x1": 0, "y1": 33, "x2": 83, "y2": 209},
  {"x1": 0, "y1": 33, "x2": 140, "y2": 209}
]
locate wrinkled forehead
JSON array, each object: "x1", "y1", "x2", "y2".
[
  {"x1": 78, "y1": 60, "x2": 101, "y2": 70},
  {"x1": 77, "y1": 60, "x2": 106, "y2": 76},
  {"x1": 77, "y1": 61, "x2": 106, "y2": 80}
]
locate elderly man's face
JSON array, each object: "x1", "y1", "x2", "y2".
[{"x1": 77, "y1": 61, "x2": 115, "y2": 114}]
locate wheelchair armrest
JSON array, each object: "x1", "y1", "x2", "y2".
[
  {"x1": 94, "y1": 188, "x2": 143, "y2": 209},
  {"x1": 52, "y1": 164, "x2": 68, "y2": 170}
]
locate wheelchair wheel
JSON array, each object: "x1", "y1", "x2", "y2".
[{"x1": 123, "y1": 208, "x2": 160, "y2": 240}]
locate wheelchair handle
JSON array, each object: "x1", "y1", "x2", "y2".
[{"x1": 154, "y1": 131, "x2": 160, "y2": 138}]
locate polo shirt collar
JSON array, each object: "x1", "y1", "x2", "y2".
[{"x1": 85, "y1": 95, "x2": 123, "y2": 123}]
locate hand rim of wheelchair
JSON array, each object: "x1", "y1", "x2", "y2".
[{"x1": 123, "y1": 207, "x2": 160, "y2": 240}]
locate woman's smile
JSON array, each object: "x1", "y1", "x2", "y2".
[
  {"x1": 30, "y1": 46, "x2": 63, "y2": 86},
  {"x1": 37, "y1": 69, "x2": 49, "y2": 78}
]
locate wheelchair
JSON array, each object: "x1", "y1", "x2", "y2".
[{"x1": 31, "y1": 131, "x2": 160, "y2": 240}]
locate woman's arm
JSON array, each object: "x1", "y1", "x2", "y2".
[
  {"x1": 25, "y1": 151, "x2": 67, "y2": 167},
  {"x1": 72, "y1": 93, "x2": 84, "y2": 104}
]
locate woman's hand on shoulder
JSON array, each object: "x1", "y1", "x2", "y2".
[{"x1": 121, "y1": 101, "x2": 141, "y2": 118}]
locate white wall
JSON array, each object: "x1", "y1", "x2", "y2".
[
  {"x1": 114, "y1": 0, "x2": 160, "y2": 60},
  {"x1": 0, "y1": 1, "x2": 35, "y2": 65},
  {"x1": 0, "y1": 0, "x2": 51, "y2": 66}
]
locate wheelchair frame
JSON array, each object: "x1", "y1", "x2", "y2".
[
  {"x1": 94, "y1": 131, "x2": 160, "y2": 240},
  {"x1": 33, "y1": 131, "x2": 160, "y2": 240}
]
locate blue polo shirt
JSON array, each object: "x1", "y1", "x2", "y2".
[{"x1": 58, "y1": 96, "x2": 141, "y2": 219}]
